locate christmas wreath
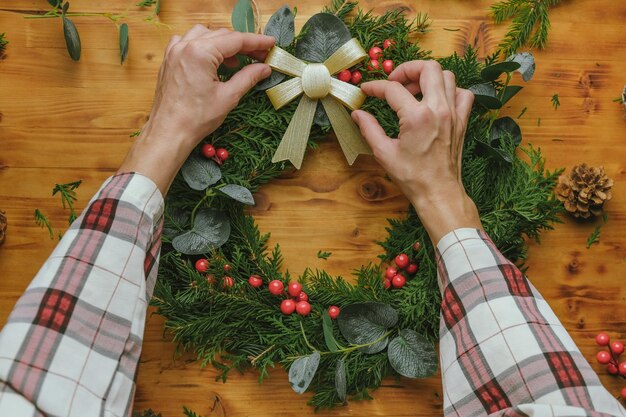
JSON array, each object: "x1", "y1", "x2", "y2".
[{"x1": 152, "y1": 0, "x2": 563, "y2": 409}]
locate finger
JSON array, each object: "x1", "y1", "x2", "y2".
[
  {"x1": 361, "y1": 80, "x2": 419, "y2": 114},
  {"x1": 165, "y1": 35, "x2": 182, "y2": 55},
  {"x1": 204, "y1": 28, "x2": 231, "y2": 39},
  {"x1": 203, "y1": 31, "x2": 275, "y2": 58},
  {"x1": 388, "y1": 60, "x2": 446, "y2": 105},
  {"x1": 181, "y1": 24, "x2": 210, "y2": 42},
  {"x1": 221, "y1": 63, "x2": 272, "y2": 102},
  {"x1": 351, "y1": 110, "x2": 396, "y2": 164},
  {"x1": 455, "y1": 88, "x2": 474, "y2": 131},
  {"x1": 442, "y1": 70, "x2": 456, "y2": 110}
]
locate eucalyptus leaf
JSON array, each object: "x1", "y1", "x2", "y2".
[
  {"x1": 501, "y1": 85, "x2": 523, "y2": 105},
  {"x1": 219, "y1": 184, "x2": 255, "y2": 205},
  {"x1": 62, "y1": 1, "x2": 69, "y2": 15},
  {"x1": 231, "y1": 0, "x2": 255, "y2": 33},
  {"x1": 181, "y1": 154, "x2": 222, "y2": 191},
  {"x1": 62, "y1": 17, "x2": 81, "y2": 61},
  {"x1": 322, "y1": 311, "x2": 339, "y2": 353},
  {"x1": 314, "y1": 101, "x2": 331, "y2": 127},
  {"x1": 172, "y1": 209, "x2": 230, "y2": 255},
  {"x1": 490, "y1": 116, "x2": 522, "y2": 146},
  {"x1": 163, "y1": 207, "x2": 190, "y2": 240},
  {"x1": 480, "y1": 61, "x2": 521, "y2": 81},
  {"x1": 337, "y1": 302, "x2": 398, "y2": 354},
  {"x1": 469, "y1": 83, "x2": 502, "y2": 109},
  {"x1": 387, "y1": 329, "x2": 438, "y2": 378},
  {"x1": 119, "y1": 23, "x2": 129, "y2": 64},
  {"x1": 335, "y1": 358, "x2": 347, "y2": 402},
  {"x1": 475, "y1": 140, "x2": 513, "y2": 164},
  {"x1": 255, "y1": 71, "x2": 286, "y2": 91},
  {"x1": 155, "y1": 0, "x2": 161, "y2": 15},
  {"x1": 48, "y1": 0, "x2": 60, "y2": 7},
  {"x1": 508, "y1": 52, "x2": 535, "y2": 82},
  {"x1": 264, "y1": 6, "x2": 295, "y2": 47},
  {"x1": 288, "y1": 351, "x2": 320, "y2": 394},
  {"x1": 295, "y1": 13, "x2": 351, "y2": 63}
]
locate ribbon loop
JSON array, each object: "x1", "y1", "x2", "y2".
[{"x1": 264, "y1": 38, "x2": 372, "y2": 168}]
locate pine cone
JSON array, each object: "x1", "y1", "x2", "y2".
[
  {"x1": 555, "y1": 164, "x2": 614, "y2": 219},
  {"x1": 0, "y1": 209, "x2": 6, "y2": 246}
]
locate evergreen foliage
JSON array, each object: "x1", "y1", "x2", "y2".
[{"x1": 153, "y1": 1, "x2": 563, "y2": 410}]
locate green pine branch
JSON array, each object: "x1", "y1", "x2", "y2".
[
  {"x1": 34, "y1": 209, "x2": 54, "y2": 239},
  {"x1": 52, "y1": 180, "x2": 82, "y2": 224}
]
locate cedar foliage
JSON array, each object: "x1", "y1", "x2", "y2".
[{"x1": 153, "y1": 1, "x2": 563, "y2": 409}]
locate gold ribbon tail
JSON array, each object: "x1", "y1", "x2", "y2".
[
  {"x1": 272, "y1": 96, "x2": 318, "y2": 169},
  {"x1": 321, "y1": 97, "x2": 372, "y2": 165}
]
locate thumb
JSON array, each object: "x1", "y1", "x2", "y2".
[
  {"x1": 352, "y1": 110, "x2": 393, "y2": 163},
  {"x1": 223, "y1": 63, "x2": 272, "y2": 101}
]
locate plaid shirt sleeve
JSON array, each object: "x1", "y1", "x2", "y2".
[
  {"x1": 437, "y1": 228, "x2": 626, "y2": 417},
  {"x1": 0, "y1": 172, "x2": 164, "y2": 417}
]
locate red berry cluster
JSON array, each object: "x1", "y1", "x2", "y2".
[
  {"x1": 194, "y1": 259, "x2": 235, "y2": 288},
  {"x1": 594, "y1": 332, "x2": 626, "y2": 400},
  {"x1": 201, "y1": 143, "x2": 229, "y2": 165},
  {"x1": 367, "y1": 39, "x2": 395, "y2": 75},
  {"x1": 384, "y1": 244, "x2": 420, "y2": 290}
]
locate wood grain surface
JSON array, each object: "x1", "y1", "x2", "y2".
[{"x1": 1, "y1": 1, "x2": 625, "y2": 415}]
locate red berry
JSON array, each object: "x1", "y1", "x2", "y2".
[
  {"x1": 607, "y1": 363, "x2": 619, "y2": 375},
  {"x1": 413, "y1": 241, "x2": 421, "y2": 251},
  {"x1": 223, "y1": 276, "x2": 234, "y2": 288},
  {"x1": 621, "y1": 386, "x2": 626, "y2": 400},
  {"x1": 281, "y1": 299, "x2": 296, "y2": 315},
  {"x1": 296, "y1": 301, "x2": 311, "y2": 316},
  {"x1": 610, "y1": 341, "x2": 624, "y2": 356},
  {"x1": 223, "y1": 264, "x2": 231, "y2": 272},
  {"x1": 350, "y1": 71, "x2": 362, "y2": 84},
  {"x1": 395, "y1": 254, "x2": 410, "y2": 269},
  {"x1": 368, "y1": 46, "x2": 383, "y2": 60},
  {"x1": 288, "y1": 282, "x2": 302, "y2": 297},
  {"x1": 338, "y1": 69, "x2": 351, "y2": 82},
  {"x1": 368, "y1": 59, "x2": 380, "y2": 71},
  {"x1": 248, "y1": 274, "x2": 263, "y2": 288},
  {"x1": 216, "y1": 148, "x2": 229, "y2": 162},
  {"x1": 384, "y1": 279, "x2": 391, "y2": 289},
  {"x1": 597, "y1": 350, "x2": 612, "y2": 364},
  {"x1": 201, "y1": 143, "x2": 216, "y2": 158},
  {"x1": 195, "y1": 258, "x2": 209, "y2": 273},
  {"x1": 328, "y1": 306, "x2": 340, "y2": 319},
  {"x1": 392, "y1": 274, "x2": 406, "y2": 289},
  {"x1": 596, "y1": 333, "x2": 611, "y2": 346},
  {"x1": 268, "y1": 280, "x2": 284, "y2": 295},
  {"x1": 619, "y1": 362, "x2": 626, "y2": 375},
  {"x1": 406, "y1": 263, "x2": 418, "y2": 275},
  {"x1": 385, "y1": 267, "x2": 398, "y2": 280},
  {"x1": 297, "y1": 291, "x2": 308, "y2": 302},
  {"x1": 382, "y1": 59, "x2": 394, "y2": 75},
  {"x1": 383, "y1": 39, "x2": 395, "y2": 49}
]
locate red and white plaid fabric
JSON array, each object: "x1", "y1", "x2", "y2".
[
  {"x1": 437, "y1": 229, "x2": 626, "y2": 417},
  {"x1": 0, "y1": 174, "x2": 624, "y2": 416},
  {"x1": 0, "y1": 173, "x2": 163, "y2": 417}
]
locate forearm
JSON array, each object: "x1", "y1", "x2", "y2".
[
  {"x1": 0, "y1": 172, "x2": 164, "y2": 417},
  {"x1": 436, "y1": 228, "x2": 625, "y2": 417}
]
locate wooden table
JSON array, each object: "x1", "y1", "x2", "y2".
[{"x1": 1, "y1": 1, "x2": 625, "y2": 415}]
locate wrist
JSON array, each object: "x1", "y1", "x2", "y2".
[{"x1": 411, "y1": 186, "x2": 482, "y2": 245}]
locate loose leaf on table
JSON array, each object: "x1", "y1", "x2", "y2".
[
  {"x1": 163, "y1": 207, "x2": 190, "y2": 240},
  {"x1": 337, "y1": 302, "x2": 398, "y2": 354},
  {"x1": 172, "y1": 209, "x2": 230, "y2": 255},
  {"x1": 475, "y1": 140, "x2": 513, "y2": 164},
  {"x1": 387, "y1": 329, "x2": 438, "y2": 378},
  {"x1": 219, "y1": 184, "x2": 255, "y2": 205},
  {"x1": 335, "y1": 358, "x2": 347, "y2": 402},
  {"x1": 507, "y1": 52, "x2": 535, "y2": 82},
  {"x1": 288, "y1": 351, "x2": 320, "y2": 394},
  {"x1": 480, "y1": 61, "x2": 521, "y2": 81},
  {"x1": 490, "y1": 116, "x2": 522, "y2": 146},
  {"x1": 119, "y1": 23, "x2": 129, "y2": 64},
  {"x1": 62, "y1": 17, "x2": 81, "y2": 61},
  {"x1": 501, "y1": 85, "x2": 523, "y2": 105},
  {"x1": 322, "y1": 311, "x2": 339, "y2": 352},
  {"x1": 469, "y1": 83, "x2": 502, "y2": 109},
  {"x1": 181, "y1": 154, "x2": 222, "y2": 190},
  {"x1": 231, "y1": 0, "x2": 255, "y2": 33}
]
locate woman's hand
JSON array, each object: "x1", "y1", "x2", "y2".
[
  {"x1": 118, "y1": 26, "x2": 275, "y2": 195},
  {"x1": 351, "y1": 60, "x2": 482, "y2": 243}
]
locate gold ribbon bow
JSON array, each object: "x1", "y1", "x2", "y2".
[{"x1": 264, "y1": 38, "x2": 372, "y2": 169}]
